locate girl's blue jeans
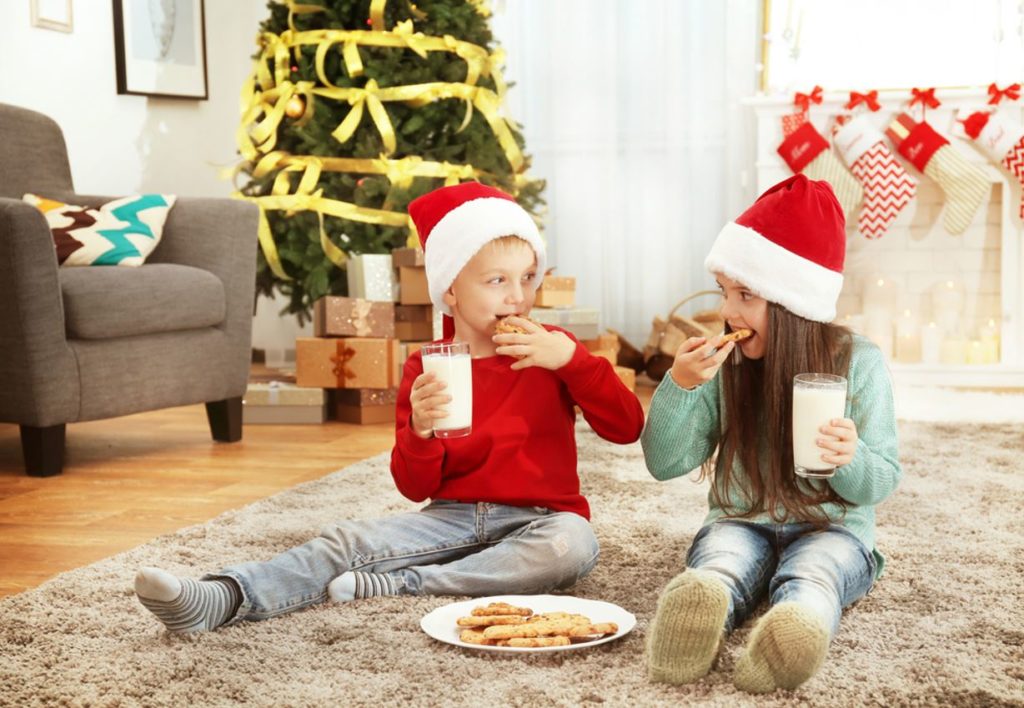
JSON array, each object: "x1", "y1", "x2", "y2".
[
  {"x1": 685, "y1": 519, "x2": 876, "y2": 637},
  {"x1": 209, "y1": 500, "x2": 599, "y2": 624}
]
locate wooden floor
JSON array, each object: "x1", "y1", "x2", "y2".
[{"x1": 0, "y1": 379, "x2": 655, "y2": 599}]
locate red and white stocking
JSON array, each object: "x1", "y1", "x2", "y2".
[
  {"x1": 959, "y1": 109, "x2": 1024, "y2": 219},
  {"x1": 885, "y1": 113, "x2": 989, "y2": 235},
  {"x1": 834, "y1": 115, "x2": 917, "y2": 239},
  {"x1": 777, "y1": 116, "x2": 863, "y2": 223}
]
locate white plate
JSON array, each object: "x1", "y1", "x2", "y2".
[{"x1": 420, "y1": 594, "x2": 636, "y2": 653}]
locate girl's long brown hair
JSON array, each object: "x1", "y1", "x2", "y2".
[{"x1": 699, "y1": 302, "x2": 853, "y2": 526}]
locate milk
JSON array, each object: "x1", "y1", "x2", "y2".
[
  {"x1": 792, "y1": 374, "x2": 847, "y2": 477},
  {"x1": 421, "y1": 347, "x2": 473, "y2": 438}
]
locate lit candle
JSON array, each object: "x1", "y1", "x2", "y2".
[
  {"x1": 940, "y1": 337, "x2": 968, "y2": 365},
  {"x1": 921, "y1": 322, "x2": 942, "y2": 364},
  {"x1": 896, "y1": 309, "x2": 919, "y2": 337},
  {"x1": 980, "y1": 318, "x2": 1001, "y2": 361},
  {"x1": 932, "y1": 279, "x2": 965, "y2": 333},
  {"x1": 894, "y1": 331, "x2": 922, "y2": 363},
  {"x1": 967, "y1": 338, "x2": 999, "y2": 365}
]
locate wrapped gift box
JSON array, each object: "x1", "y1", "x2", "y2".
[
  {"x1": 613, "y1": 365, "x2": 636, "y2": 392},
  {"x1": 528, "y1": 307, "x2": 600, "y2": 340},
  {"x1": 313, "y1": 296, "x2": 395, "y2": 338},
  {"x1": 534, "y1": 276, "x2": 576, "y2": 308},
  {"x1": 581, "y1": 333, "x2": 619, "y2": 354},
  {"x1": 243, "y1": 382, "x2": 326, "y2": 424},
  {"x1": 295, "y1": 337, "x2": 400, "y2": 389},
  {"x1": 394, "y1": 304, "x2": 433, "y2": 341},
  {"x1": 392, "y1": 247, "x2": 425, "y2": 267},
  {"x1": 399, "y1": 266, "x2": 431, "y2": 305},
  {"x1": 347, "y1": 254, "x2": 397, "y2": 302},
  {"x1": 329, "y1": 388, "x2": 398, "y2": 425}
]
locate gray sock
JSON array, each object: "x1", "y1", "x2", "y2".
[
  {"x1": 135, "y1": 567, "x2": 242, "y2": 633},
  {"x1": 327, "y1": 570, "x2": 397, "y2": 601}
]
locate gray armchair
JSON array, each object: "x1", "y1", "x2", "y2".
[{"x1": 0, "y1": 102, "x2": 258, "y2": 476}]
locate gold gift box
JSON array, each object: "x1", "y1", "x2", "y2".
[
  {"x1": 295, "y1": 337, "x2": 400, "y2": 389},
  {"x1": 313, "y1": 296, "x2": 395, "y2": 338},
  {"x1": 535, "y1": 276, "x2": 576, "y2": 308}
]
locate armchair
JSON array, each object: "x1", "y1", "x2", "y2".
[{"x1": 0, "y1": 102, "x2": 258, "y2": 476}]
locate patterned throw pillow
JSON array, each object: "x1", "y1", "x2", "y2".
[{"x1": 23, "y1": 193, "x2": 177, "y2": 266}]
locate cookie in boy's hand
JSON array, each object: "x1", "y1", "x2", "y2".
[{"x1": 494, "y1": 315, "x2": 539, "y2": 336}]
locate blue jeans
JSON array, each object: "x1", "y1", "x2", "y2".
[
  {"x1": 685, "y1": 519, "x2": 876, "y2": 637},
  {"x1": 210, "y1": 501, "x2": 600, "y2": 623}
]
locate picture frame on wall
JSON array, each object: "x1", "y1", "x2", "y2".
[
  {"x1": 112, "y1": 0, "x2": 208, "y2": 100},
  {"x1": 31, "y1": 0, "x2": 73, "y2": 33}
]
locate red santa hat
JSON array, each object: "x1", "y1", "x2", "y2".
[
  {"x1": 407, "y1": 182, "x2": 546, "y2": 321},
  {"x1": 704, "y1": 174, "x2": 846, "y2": 323}
]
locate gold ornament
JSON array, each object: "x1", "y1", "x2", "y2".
[{"x1": 285, "y1": 95, "x2": 305, "y2": 118}]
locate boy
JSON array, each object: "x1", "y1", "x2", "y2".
[{"x1": 135, "y1": 182, "x2": 644, "y2": 633}]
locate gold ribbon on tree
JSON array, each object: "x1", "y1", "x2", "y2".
[{"x1": 236, "y1": 0, "x2": 536, "y2": 269}]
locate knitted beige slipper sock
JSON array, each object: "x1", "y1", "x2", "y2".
[
  {"x1": 733, "y1": 602, "x2": 831, "y2": 693},
  {"x1": 646, "y1": 569, "x2": 730, "y2": 684}
]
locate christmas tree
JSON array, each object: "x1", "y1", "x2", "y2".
[{"x1": 236, "y1": 0, "x2": 544, "y2": 323}]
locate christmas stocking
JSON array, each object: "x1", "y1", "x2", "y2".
[
  {"x1": 958, "y1": 109, "x2": 1024, "y2": 219},
  {"x1": 834, "y1": 115, "x2": 917, "y2": 239},
  {"x1": 778, "y1": 115, "x2": 863, "y2": 223},
  {"x1": 885, "y1": 113, "x2": 989, "y2": 235}
]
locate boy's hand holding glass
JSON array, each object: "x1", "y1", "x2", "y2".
[
  {"x1": 409, "y1": 371, "x2": 451, "y2": 438},
  {"x1": 669, "y1": 336, "x2": 735, "y2": 390},
  {"x1": 816, "y1": 418, "x2": 858, "y2": 468},
  {"x1": 492, "y1": 316, "x2": 575, "y2": 370}
]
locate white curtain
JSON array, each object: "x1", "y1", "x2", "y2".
[{"x1": 491, "y1": 0, "x2": 760, "y2": 347}]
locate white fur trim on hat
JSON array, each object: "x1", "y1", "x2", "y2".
[
  {"x1": 834, "y1": 115, "x2": 886, "y2": 166},
  {"x1": 423, "y1": 197, "x2": 546, "y2": 315},
  {"x1": 704, "y1": 221, "x2": 844, "y2": 323}
]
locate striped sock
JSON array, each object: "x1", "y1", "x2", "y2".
[
  {"x1": 135, "y1": 567, "x2": 242, "y2": 633},
  {"x1": 327, "y1": 570, "x2": 397, "y2": 602}
]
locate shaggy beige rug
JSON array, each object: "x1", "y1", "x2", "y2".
[{"x1": 1, "y1": 422, "x2": 1022, "y2": 707}]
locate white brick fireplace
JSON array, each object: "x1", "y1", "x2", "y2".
[{"x1": 748, "y1": 90, "x2": 1024, "y2": 388}]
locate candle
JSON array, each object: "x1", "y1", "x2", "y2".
[
  {"x1": 896, "y1": 309, "x2": 919, "y2": 337},
  {"x1": 980, "y1": 318, "x2": 1001, "y2": 362},
  {"x1": 932, "y1": 279, "x2": 965, "y2": 333},
  {"x1": 940, "y1": 337, "x2": 968, "y2": 365},
  {"x1": 921, "y1": 322, "x2": 942, "y2": 364},
  {"x1": 966, "y1": 339, "x2": 999, "y2": 365},
  {"x1": 894, "y1": 331, "x2": 922, "y2": 363}
]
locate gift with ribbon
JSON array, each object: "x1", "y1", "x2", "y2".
[
  {"x1": 347, "y1": 254, "x2": 397, "y2": 302},
  {"x1": 534, "y1": 275, "x2": 576, "y2": 309},
  {"x1": 394, "y1": 304, "x2": 433, "y2": 341},
  {"x1": 329, "y1": 387, "x2": 398, "y2": 424},
  {"x1": 886, "y1": 111, "x2": 989, "y2": 235},
  {"x1": 243, "y1": 381, "x2": 327, "y2": 424},
  {"x1": 295, "y1": 336, "x2": 400, "y2": 389},
  {"x1": 313, "y1": 296, "x2": 395, "y2": 338}
]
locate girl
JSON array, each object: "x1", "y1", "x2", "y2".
[{"x1": 641, "y1": 175, "x2": 901, "y2": 693}]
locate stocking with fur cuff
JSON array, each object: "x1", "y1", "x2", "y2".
[
  {"x1": 777, "y1": 118, "x2": 863, "y2": 224},
  {"x1": 834, "y1": 115, "x2": 917, "y2": 239},
  {"x1": 885, "y1": 113, "x2": 989, "y2": 235},
  {"x1": 959, "y1": 109, "x2": 1024, "y2": 219}
]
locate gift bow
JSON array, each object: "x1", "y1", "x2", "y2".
[
  {"x1": 988, "y1": 82, "x2": 1021, "y2": 105},
  {"x1": 330, "y1": 346, "x2": 357, "y2": 381},
  {"x1": 845, "y1": 90, "x2": 880, "y2": 112},
  {"x1": 793, "y1": 85, "x2": 823, "y2": 112}
]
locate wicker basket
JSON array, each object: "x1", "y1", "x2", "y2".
[{"x1": 643, "y1": 290, "x2": 725, "y2": 381}]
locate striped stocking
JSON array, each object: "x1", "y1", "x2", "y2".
[
  {"x1": 834, "y1": 115, "x2": 917, "y2": 239},
  {"x1": 886, "y1": 114, "x2": 990, "y2": 235}
]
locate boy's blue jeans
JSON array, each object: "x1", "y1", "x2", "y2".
[
  {"x1": 685, "y1": 519, "x2": 876, "y2": 637},
  {"x1": 209, "y1": 500, "x2": 599, "y2": 624}
]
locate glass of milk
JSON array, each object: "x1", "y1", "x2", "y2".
[
  {"x1": 792, "y1": 373, "x2": 847, "y2": 478},
  {"x1": 421, "y1": 342, "x2": 473, "y2": 438}
]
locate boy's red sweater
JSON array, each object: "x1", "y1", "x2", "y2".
[{"x1": 390, "y1": 327, "x2": 645, "y2": 520}]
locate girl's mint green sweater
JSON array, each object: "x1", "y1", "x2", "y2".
[{"x1": 641, "y1": 335, "x2": 901, "y2": 576}]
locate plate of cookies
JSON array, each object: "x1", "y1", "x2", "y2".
[{"x1": 420, "y1": 595, "x2": 636, "y2": 653}]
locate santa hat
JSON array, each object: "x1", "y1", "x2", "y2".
[
  {"x1": 704, "y1": 174, "x2": 845, "y2": 323},
  {"x1": 407, "y1": 182, "x2": 546, "y2": 324}
]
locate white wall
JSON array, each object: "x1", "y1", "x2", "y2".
[{"x1": 0, "y1": 1, "x2": 309, "y2": 356}]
